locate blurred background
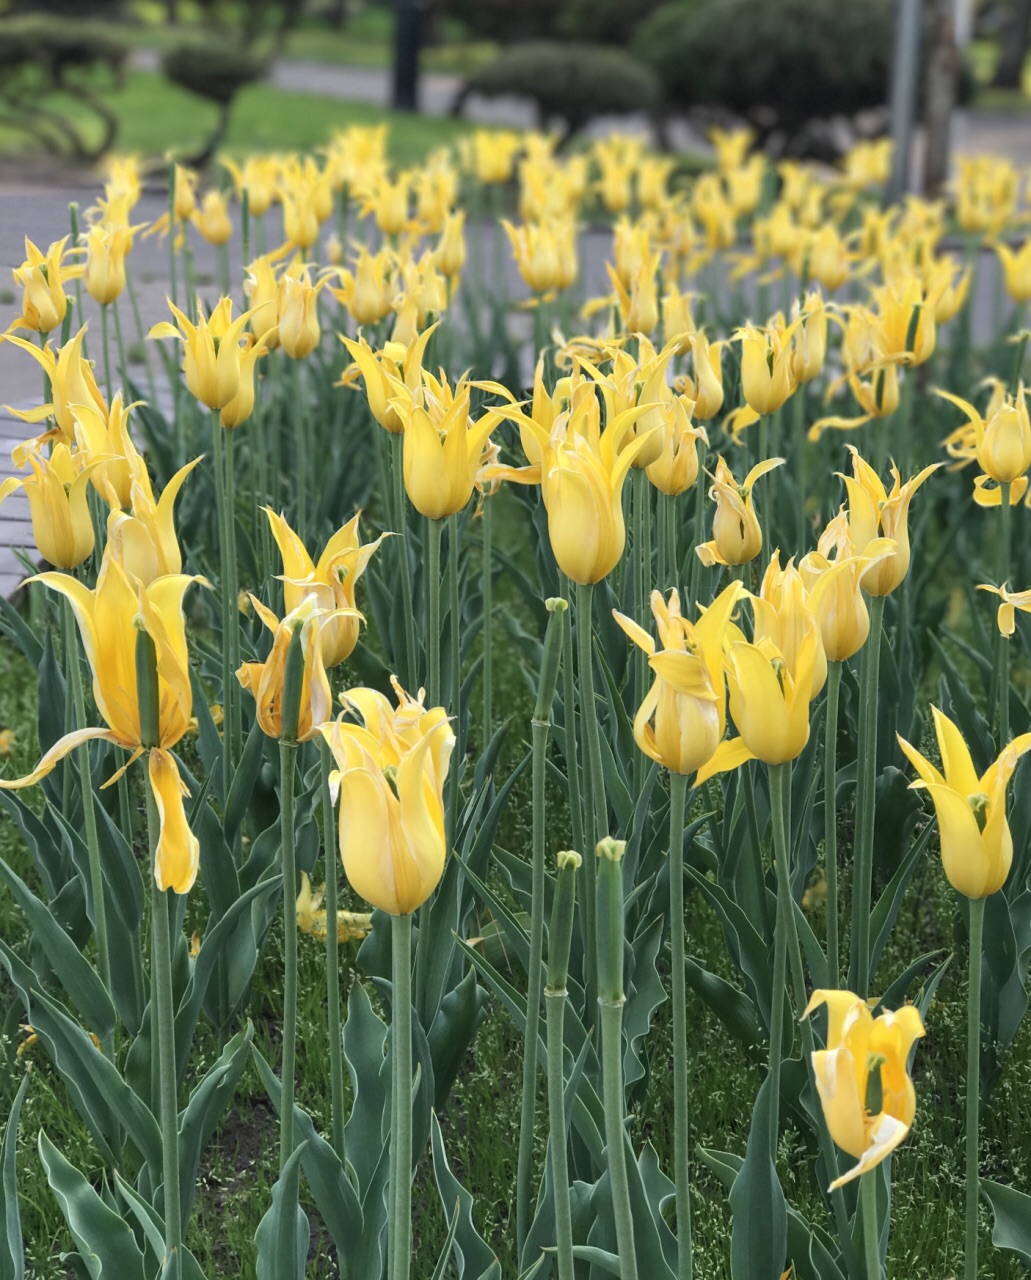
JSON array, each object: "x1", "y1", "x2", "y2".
[{"x1": 0, "y1": 0, "x2": 1027, "y2": 185}]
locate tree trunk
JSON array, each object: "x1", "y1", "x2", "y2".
[
  {"x1": 329, "y1": 0, "x2": 348, "y2": 30},
  {"x1": 165, "y1": 0, "x2": 178, "y2": 20},
  {"x1": 992, "y1": 0, "x2": 1031, "y2": 89},
  {"x1": 924, "y1": 0, "x2": 957, "y2": 195}
]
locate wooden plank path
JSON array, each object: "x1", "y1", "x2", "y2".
[{"x1": 0, "y1": 407, "x2": 42, "y2": 599}]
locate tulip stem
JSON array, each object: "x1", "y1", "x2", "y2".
[
  {"x1": 561, "y1": 576, "x2": 585, "y2": 859},
  {"x1": 576, "y1": 581, "x2": 605, "y2": 1003},
  {"x1": 824, "y1": 661, "x2": 842, "y2": 987},
  {"x1": 63, "y1": 598, "x2": 113, "y2": 1056},
  {"x1": 225, "y1": 427, "x2": 242, "y2": 768},
  {"x1": 516, "y1": 701, "x2": 553, "y2": 1255},
  {"x1": 101, "y1": 303, "x2": 114, "y2": 403},
  {"x1": 390, "y1": 913, "x2": 414, "y2": 1280},
  {"x1": 144, "y1": 771, "x2": 183, "y2": 1260},
  {"x1": 632, "y1": 472, "x2": 649, "y2": 798},
  {"x1": 964, "y1": 896, "x2": 986, "y2": 1280},
  {"x1": 293, "y1": 359, "x2": 309, "y2": 543},
  {"x1": 426, "y1": 517, "x2": 442, "y2": 706},
  {"x1": 279, "y1": 737, "x2": 299, "y2": 1172},
  {"x1": 447, "y1": 511, "x2": 462, "y2": 844},
  {"x1": 862, "y1": 1169, "x2": 882, "y2": 1280},
  {"x1": 850, "y1": 593, "x2": 886, "y2": 999},
  {"x1": 997, "y1": 483, "x2": 1012, "y2": 748},
  {"x1": 320, "y1": 739, "x2": 347, "y2": 1165},
  {"x1": 669, "y1": 770, "x2": 694, "y2": 1280},
  {"x1": 392, "y1": 433, "x2": 418, "y2": 691},
  {"x1": 767, "y1": 761, "x2": 794, "y2": 1147},
  {"x1": 546, "y1": 853, "x2": 578, "y2": 1280},
  {"x1": 482, "y1": 494, "x2": 493, "y2": 745},
  {"x1": 687, "y1": 444, "x2": 706, "y2": 608},
  {"x1": 211, "y1": 411, "x2": 234, "y2": 807}
]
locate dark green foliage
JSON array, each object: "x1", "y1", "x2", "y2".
[
  {"x1": 460, "y1": 42, "x2": 661, "y2": 141},
  {"x1": 161, "y1": 42, "x2": 267, "y2": 107},
  {"x1": 632, "y1": 0, "x2": 893, "y2": 127}
]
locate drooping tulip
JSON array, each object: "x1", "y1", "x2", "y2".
[
  {"x1": 897, "y1": 708, "x2": 1031, "y2": 899},
  {"x1": 265, "y1": 508, "x2": 388, "y2": 667},
  {"x1": 0, "y1": 558, "x2": 205, "y2": 892},
  {"x1": 804, "y1": 989, "x2": 925, "y2": 1190},
  {"x1": 321, "y1": 678, "x2": 454, "y2": 916}
]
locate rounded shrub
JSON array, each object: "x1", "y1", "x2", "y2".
[
  {"x1": 459, "y1": 42, "x2": 661, "y2": 140},
  {"x1": 632, "y1": 0, "x2": 892, "y2": 128},
  {"x1": 161, "y1": 42, "x2": 267, "y2": 107}
]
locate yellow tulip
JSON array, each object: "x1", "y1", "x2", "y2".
[
  {"x1": 2, "y1": 326, "x2": 106, "y2": 446},
  {"x1": 692, "y1": 173, "x2": 736, "y2": 252},
  {"x1": 391, "y1": 372, "x2": 500, "y2": 520},
  {"x1": 266, "y1": 508, "x2": 387, "y2": 667},
  {"x1": 594, "y1": 135, "x2": 640, "y2": 214},
  {"x1": 936, "y1": 385, "x2": 1031, "y2": 485},
  {"x1": 613, "y1": 582, "x2": 742, "y2": 774},
  {"x1": 799, "y1": 512, "x2": 896, "y2": 662},
  {"x1": 222, "y1": 155, "x2": 278, "y2": 218},
  {"x1": 681, "y1": 332, "x2": 724, "y2": 421},
  {"x1": 709, "y1": 126, "x2": 754, "y2": 173},
  {"x1": 927, "y1": 257, "x2": 971, "y2": 324},
  {"x1": 338, "y1": 325, "x2": 437, "y2": 434},
  {"x1": 736, "y1": 321, "x2": 798, "y2": 417},
  {"x1": 82, "y1": 222, "x2": 136, "y2": 306},
  {"x1": 237, "y1": 594, "x2": 336, "y2": 743},
  {"x1": 295, "y1": 872, "x2": 372, "y2": 943},
  {"x1": 0, "y1": 444, "x2": 97, "y2": 569},
  {"x1": 280, "y1": 156, "x2": 334, "y2": 250},
  {"x1": 460, "y1": 129, "x2": 522, "y2": 185},
  {"x1": 662, "y1": 284, "x2": 696, "y2": 356},
  {"x1": 278, "y1": 262, "x2": 323, "y2": 360},
  {"x1": 840, "y1": 447, "x2": 941, "y2": 596},
  {"x1": 358, "y1": 169, "x2": 412, "y2": 239},
  {"x1": 503, "y1": 219, "x2": 561, "y2": 296},
  {"x1": 0, "y1": 558, "x2": 205, "y2": 892},
  {"x1": 609, "y1": 249, "x2": 661, "y2": 336},
  {"x1": 148, "y1": 297, "x2": 261, "y2": 411},
  {"x1": 646, "y1": 396, "x2": 707, "y2": 496},
  {"x1": 437, "y1": 210, "x2": 466, "y2": 278},
  {"x1": 324, "y1": 123, "x2": 389, "y2": 191},
  {"x1": 996, "y1": 238, "x2": 1031, "y2": 304},
  {"x1": 696, "y1": 627, "x2": 821, "y2": 780},
  {"x1": 724, "y1": 155, "x2": 766, "y2": 218},
  {"x1": 751, "y1": 551, "x2": 827, "y2": 699},
  {"x1": 841, "y1": 138, "x2": 893, "y2": 188},
  {"x1": 104, "y1": 456, "x2": 201, "y2": 584},
  {"x1": 329, "y1": 246, "x2": 394, "y2": 327},
  {"x1": 956, "y1": 155, "x2": 1018, "y2": 238},
  {"x1": 7, "y1": 236, "x2": 80, "y2": 335},
  {"x1": 637, "y1": 156, "x2": 674, "y2": 210},
  {"x1": 898, "y1": 708, "x2": 1031, "y2": 898},
  {"x1": 192, "y1": 190, "x2": 233, "y2": 247},
  {"x1": 321, "y1": 678, "x2": 454, "y2": 916},
  {"x1": 977, "y1": 581, "x2": 1031, "y2": 636},
  {"x1": 696, "y1": 456, "x2": 784, "y2": 568},
  {"x1": 803, "y1": 989, "x2": 925, "y2": 1190},
  {"x1": 871, "y1": 275, "x2": 936, "y2": 367},
  {"x1": 220, "y1": 334, "x2": 269, "y2": 428},
  {"x1": 68, "y1": 391, "x2": 142, "y2": 509},
  {"x1": 805, "y1": 224, "x2": 854, "y2": 291},
  {"x1": 789, "y1": 291, "x2": 828, "y2": 385}
]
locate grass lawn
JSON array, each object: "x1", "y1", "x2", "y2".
[{"x1": 0, "y1": 70, "x2": 473, "y2": 166}]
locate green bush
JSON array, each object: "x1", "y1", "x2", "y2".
[
  {"x1": 161, "y1": 42, "x2": 267, "y2": 107},
  {"x1": 459, "y1": 42, "x2": 661, "y2": 141},
  {"x1": 632, "y1": 0, "x2": 892, "y2": 128}
]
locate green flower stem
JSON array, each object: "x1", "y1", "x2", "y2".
[
  {"x1": 392, "y1": 433, "x2": 418, "y2": 691},
  {"x1": 447, "y1": 511, "x2": 462, "y2": 845},
  {"x1": 632, "y1": 472, "x2": 649, "y2": 795},
  {"x1": 391, "y1": 912, "x2": 414, "y2": 1280},
  {"x1": 68, "y1": 202, "x2": 86, "y2": 357},
  {"x1": 167, "y1": 162, "x2": 179, "y2": 310},
  {"x1": 211, "y1": 411, "x2": 234, "y2": 807},
  {"x1": 101, "y1": 303, "x2": 114, "y2": 403},
  {"x1": 224, "y1": 426, "x2": 242, "y2": 767},
  {"x1": 767, "y1": 760, "x2": 794, "y2": 1146},
  {"x1": 481, "y1": 495, "x2": 494, "y2": 744},
  {"x1": 862, "y1": 1169, "x2": 882, "y2": 1280},
  {"x1": 1009, "y1": 328, "x2": 1028, "y2": 397},
  {"x1": 793, "y1": 384, "x2": 808, "y2": 544},
  {"x1": 63, "y1": 599, "x2": 113, "y2": 1056},
  {"x1": 576, "y1": 581, "x2": 606, "y2": 1004},
  {"x1": 998, "y1": 484, "x2": 1012, "y2": 748},
  {"x1": 278, "y1": 627, "x2": 305, "y2": 1172},
  {"x1": 965, "y1": 896, "x2": 986, "y2": 1280},
  {"x1": 516, "y1": 599, "x2": 566, "y2": 1256},
  {"x1": 124, "y1": 268, "x2": 157, "y2": 404},
  {"x1": 320, "y1": 739, "x2": 346, "y2": 1164},
  {"x1": 561, "y1": 576, "x2": 585, "y2": 859},
  {"x1": 597, "y1": 842, "x2": 638, "y2": 1280},
  {"x1": 850, "y1": 592, "x2": 886, "y2": 999},
  {"x1": 668, "y1": 770, "x2": 693, "y2": 1280},
  {"x1": 112, "y1": 299, "x2": 131, "y2": 404},
  {"x1": 686, "y1": 444, "x2": 707, "y2": 609},
  {"x1": 426, "y1": 518, "x2": 442, "y2": 705},
  {"x1": 824, "y1": 661, "x2": 842, "y2": 988},
  {"x1": 546, "y1": 852, "x2": 579, "y2": 1280},
  {"x1": 293, "y1": 359, "x2": 309, "y2": 543},
  {"x1": 137, "y1": 627, "x2": 182, "y2": 1261}
]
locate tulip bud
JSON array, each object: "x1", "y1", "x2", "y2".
[
  {"x1": 595, "y1": 838, "x2": 626, "y2": 1004},
  {"x1": 547, "y1": 850, "x2": 580, "y2": 994}
]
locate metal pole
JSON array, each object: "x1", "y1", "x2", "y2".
[
  {"x1": 392, "y1": 0, "x2": 425, "y2": 112},
  {"x1": 886, "y1": 0, "x2": 923, "y2": 205}
]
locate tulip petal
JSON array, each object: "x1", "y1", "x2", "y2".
[{"x1": 149, "y1": 748, "x2": 200, "y2": 893}]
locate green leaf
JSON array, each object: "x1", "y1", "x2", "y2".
[
  {"x1": 112, "y1": 1172, "x2": 165, "y2": 1274},
  {"x1": 427, "y1": 966, "x2": 487, "y2": 1110},
  {"x1": 431, "y1": 1198, "x2": 463, "y2": 1280},
  {"x1": 177, "y1": 1023, "x2": 254, "y2": 1232},
  {"x1": 38, "y1": 1130, "x2": 147, "y2": 1280},
  {"x1": 0, "y1": 940, "x2": 161, "y2": 1177},
  {"x1": 981, "y1": 1178, "x2": 1031, "y2": 1271},
  {"x1": 869, "y1": 817, "x2": 935, "y2": 980},
  {"x1": 0, "y1": 592, "x2": 42, "y2": 666},
  {"x1": 223, "y1": 715, "x2": 268, "y2": 846},
  {"x1": 251, "y1": 1046, "x2": 364, "y2": 1262},
  {"x1": 0, "y1": 1074, "x2": 29, "y2": 1280},
  {"x1": 254, "y1": 1144, "x2": 309, "y2": 1280},
  {"x1": 343, "y1": 980, "x2": 391, "y2": 1199},
  {"x1": 683, "y1": 957, "x2": 761, "y2": 1047},
  {"x1": 729, "y1": 1077, "x2": 787, "y2": 1280},
  {"x1": 0, "y1": 857, "x2": 115, "y2": 1046},
  {"x1": 429, "y1": 1111, "x2": 502, "y2": 1280}
]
